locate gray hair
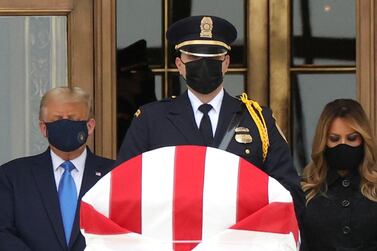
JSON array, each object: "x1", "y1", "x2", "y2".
[{"x1": 39, "y1": 86, "x2": 92, "y2": 120}]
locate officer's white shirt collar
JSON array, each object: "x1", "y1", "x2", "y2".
[
  {"x1": 51, "y1": 148, "x2": 87, "y2": 196},
  {"x1": 188, "y1": 88, "x2": 224, "y2": 136}
]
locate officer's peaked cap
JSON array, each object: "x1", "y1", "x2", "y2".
[{"x1": 166, "y1": 15, "x2": 237, "y2": 57}]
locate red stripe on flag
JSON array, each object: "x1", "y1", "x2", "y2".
[
  {"x1": 236, "y1": 158, "x2": 268, "y2": 222},
  {"x1": 110, "y1": 155, "x2": 142, "y2": 233},
  {"x1": 231, "y1": 202, "x2": 299, "y2": 242},
  {"x1": 80, "y1": 201, "x2": 129, "y2": 234},
  {"x1": 173, "y1": 146, "x2": 206, "y2": 251}
]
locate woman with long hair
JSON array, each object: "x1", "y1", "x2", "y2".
[{"x1": 301, "y1": 99, "x2": 377, "y2": 251}]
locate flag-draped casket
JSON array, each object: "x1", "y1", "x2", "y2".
[{"x1": 80, "y1": 146, "x2": 299, "y2": 251}]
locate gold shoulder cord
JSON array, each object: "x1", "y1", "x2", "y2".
[{"x1": 240, "y1": 93, "x2": 269, "y2": 162}]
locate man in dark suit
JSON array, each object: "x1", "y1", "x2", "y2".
[
  {"x1": 117, "y1": 15, "x2": 301, "y2": 194},
  {"x1": 0, "y1": 87, "x2": 114, "y2": 251}
]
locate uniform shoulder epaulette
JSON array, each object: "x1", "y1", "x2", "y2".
[
  {"x1": 237, "y1": 94, "x2": 263, "y2": 112},
  {"x1": 238, "y1": 93, "x2": 269, "y2": 162}
]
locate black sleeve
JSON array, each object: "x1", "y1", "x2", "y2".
[
  {"x1": 262, "y1": 108, "x2": 307, "y2": 249},
  {"x1": 0, "y1": 166, "x2": 32, "y2": 251},
  {"x1": 262, "y1": 108, "x2": 299, "y2": 188},
  {"x1": 361, "y1": 242, "x2": 377, "y2": 251}
]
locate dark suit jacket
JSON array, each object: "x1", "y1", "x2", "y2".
[{"x1": 0, "y1": 147, "x2": 114, "y2": 251}]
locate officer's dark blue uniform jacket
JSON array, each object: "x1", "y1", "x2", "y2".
[
  {"x1": 117, "y1": 90, "x2": 305, "y2": 241},
  {"x1": 117, "y1": 90, "x2": 300, "y2": 193}
]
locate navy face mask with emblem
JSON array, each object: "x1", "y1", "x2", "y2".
[
  {"x1": 183, "y1": 58, "x2": 223, "y2": 94},
  {"x1": 45, "y1": 119, "x2": 88, "y2": 152},
  {"x1": 324, "y1": 143, "x2": 364, "y2": 171}
]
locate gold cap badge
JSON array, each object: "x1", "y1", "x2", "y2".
[{"x1": 200, "y1": 17, "x2": 213, "y2": 38}]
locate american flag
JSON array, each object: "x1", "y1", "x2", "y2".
[{"x1": 80, "y1": 145, "x2": 299, "y2": 251}]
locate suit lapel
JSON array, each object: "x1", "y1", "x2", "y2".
[
  {"x1": 213, "y1": 91, "x2": 243, "y2": 147},
  {"x1": 166, "y1": 92, "x2": 204, "y2": 145},
  {"x1": 77, "y1": 149, "x2": 101, "y2": 199},
  {"x1": 69, "y1": 148, "x2": 103, "y2": 247},
  {"x1": 31, "y1": 149, "x2": 67, "y2": 249}
]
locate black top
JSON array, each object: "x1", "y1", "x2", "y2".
[{"x1": 302, "y1": 169, "x2": 377, "y2": 251}]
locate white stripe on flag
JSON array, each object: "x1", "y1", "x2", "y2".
[
  {"x1": 83, "y1": 232, "x2": 174, "y2": 251},
  {"x1": 201, "y1": 147, "x2": 239, "y2": 239},
  {"x1": 141, "y1": 146, "x2": 175, "y2": 241},
  {"x1": 193, "y1": 229, "x2": 297, "y2": 251},
  {"x1": 268, "y1": 177, "x2": 292, "y2": 203},
  {"x1": 82, "y1": 173, "x2": 111, "y2": 217},
  {"x1": 83, "y1": 230, "x2": 296, "y2": 251}
]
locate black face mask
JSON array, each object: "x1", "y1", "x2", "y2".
[
  {"x1": 183, "y1": 58, "x2": 224, "y2": 94},
  {"x1": 325, "y1": 144, "x2": 364, "y2": 171},
  {"x1": 45, "y1": 119, "x2": 88, "y2": 152}
]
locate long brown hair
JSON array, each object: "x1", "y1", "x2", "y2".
[{"x1": 302, "y1": 99, "x2": 377, "y2": 203}]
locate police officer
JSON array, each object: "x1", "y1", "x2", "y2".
[{"x1": 117, "y1": 15, "x2": 301, "y2": 197}]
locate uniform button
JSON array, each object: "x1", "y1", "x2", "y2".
[
  {"x1": 342, "y1": 179, "x2": 350, "y2": 187},
  {"x1": 342, "y1": 226, "x2": 351, "y2": 234},
  {"x1": 245, "y1": 149, "x2": 251, "y2": 155},
  {"x1": 342, "y1": 200, "x2": 350, "y2": 207}
]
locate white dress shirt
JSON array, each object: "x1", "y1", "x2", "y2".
[
  {"x1": 51, "y1": 148, "x2": 87, "y2": 196},
  {"x1": 188, "y1": 88, "x2": 224, "y2": 137}
]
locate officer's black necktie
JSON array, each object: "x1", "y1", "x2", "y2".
[{"x1": 199, "y1": 104, "x2": 214, "y2": 146}]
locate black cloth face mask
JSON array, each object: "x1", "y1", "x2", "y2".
[
  {"x1": 183, "y1": 58, "x2": 224, "y2": 94},
  {"x1": 45, "y1": 119, "x2": 88, "y2": 152},
  {"x1": 324, "y1": 143, "x2": 364, "y2": 171}
]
